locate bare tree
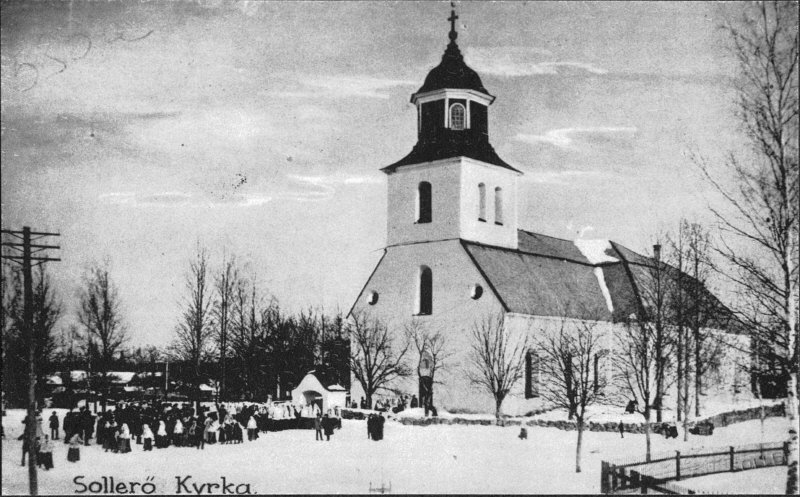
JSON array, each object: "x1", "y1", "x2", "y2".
[
  {"x1": 699, "y1": 3, "x2": 799, "y2": 490},
  {"x1": 538, "y1": 318, "x2": 606, "y2": 473},
  {"x1": 614, "y1": 314, "x2": 659, "y2": 462},
  {"x1": 404, "y1": 318, "x2": 452, "y2": 408},
  {"x1": 467, "y1": 313, "x2": 529, "y2": 420},
  {"x1": 349, "y1": 312, "x2": 411, "y2": 409},
  {"x1": 77, "y1": 263, "x2": 127, "y2": 412},
  {"x1": 172, "y1": 246, "x2": 214, "y2": 412},
  {"x1": 213, "y1": 255, "x2": 237, "y2": 402}
]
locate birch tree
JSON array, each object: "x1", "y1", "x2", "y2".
[{"x1": 700, "y1": 3, "x2": 798, "y2": 491}]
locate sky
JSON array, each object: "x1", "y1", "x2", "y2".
[{"x1": 1, "y1": 1, "x2": 752, "y2": 348}]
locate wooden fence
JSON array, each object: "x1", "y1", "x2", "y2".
[{"x1": 600, "y1": 441, "x2": 788, "y2": 494}]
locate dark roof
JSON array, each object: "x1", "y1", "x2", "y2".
[
  {"x1": 462, "y1": 239, "x2": 612, "y2": 321},
  {"x1": 417, "y1": 40, "x2": 488, "y2": 95},
  {"x1": 459, "y1": 230, "x2": 737, "y2": 330},
  {"x1": 382, "y1": 130, "x2": 520, "y2": 173}
]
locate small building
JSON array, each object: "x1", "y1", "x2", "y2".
[{"x1": 292, "y1": 372, "x2": 348, "y2": 414}]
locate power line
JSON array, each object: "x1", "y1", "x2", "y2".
[{"x1": 1, "y1": 226, "x2": 61, "y2": 497}]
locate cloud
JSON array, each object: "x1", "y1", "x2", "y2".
[
  {"x1": 99, "y1": 191, "x2": 272, "y2": 208},
  {"x1": 266, "y1": 75, "x2": 416, "y2": 99},
  {"x1": 283, "y1": 173, "x2": 383, "y2": 201},
  {"x1": 522, "y1": 169, "x2": 604, "y2": 185},
  {"x1": 515, "y1": 127, "x2": 638, "y2": 149},
  {"x1": 465, "y1": 47, "x2": 607, "y2": 77}
]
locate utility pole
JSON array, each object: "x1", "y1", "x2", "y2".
[{"x1": 1, "y1": 226, "x2": 60, "y2": 497}]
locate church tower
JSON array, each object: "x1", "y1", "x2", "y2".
[{"x1": 382, "y1": 7, "x2": 522, "y2": 250}]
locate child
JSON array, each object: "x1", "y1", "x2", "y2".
[{"x1": 67, "y1": 432, "x2": 83, "y2": 462}]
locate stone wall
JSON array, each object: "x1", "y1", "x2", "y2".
[{"x1": 393, "y1": 402, "x2": 786, "y2": 434}]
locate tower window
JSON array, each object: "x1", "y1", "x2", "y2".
[
  {"x1": 449, "y1": 103, "x2": 465, "y2": 130},
  {"x1": 478, "y1": 183, "x2": 486, "y2": 221},
  {"x1": 416, "y1": 181, "x2": 432, "y2": 224},
  {"x1": 416, "y1": 266, "x2": 433, "y2": 315},
  {"x1": 494, "y1": 187, "x2": 504, "y2": 225}
]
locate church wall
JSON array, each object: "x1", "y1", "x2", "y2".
[
  {"x1": 350, "y1": 238, "x2": 509, "y2": 412},
  {"x1": 458, "y1": 159, "x2": 519, "y2": 249},
  {"x1": 386, "y1": 159, "x2": 463, "y2": 246}
]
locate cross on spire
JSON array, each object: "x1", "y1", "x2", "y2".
[{"x1": 448, "y1": 3, "x2": 458, "y2": 41}]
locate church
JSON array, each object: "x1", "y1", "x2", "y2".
[{"x1": 349, "y1": 9, "x2": 748, "y2": 415}]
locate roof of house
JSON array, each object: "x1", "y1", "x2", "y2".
[{"x1": 461, "y1": 230, "x2": 736, "y2": 329}]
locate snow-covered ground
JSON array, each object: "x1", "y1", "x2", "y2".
[
  {"x1": 528, "y1": 397, "x2": 784, "y2": 424},
  {"x1": 1, "y1": 408, "x2": 791, "y2": 494},
  {"x1": 679, "y1": 466, "x2": 786, "y2": 494}
]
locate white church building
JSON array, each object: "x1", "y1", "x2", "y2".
[{"x1": 349, "y1": 10, "x2": 748, "y2": 416}]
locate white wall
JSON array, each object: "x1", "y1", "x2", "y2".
[
  {"x1": 386, "y1": 159, "x2": 463, "y2": 246},
  {"x1": 459, "y1": 158, "x2": 519, "y2": 249}
]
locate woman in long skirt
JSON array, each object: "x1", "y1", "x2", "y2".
[
  {"x1": 39, "y1": 435, "x2": 54, "y2": 470},
  {"x1": 67, "y1": 433, "x2": 82, "y2": 462},
  {"x1": 118, "y1": 423, "x2": 131, "y2": 453},
  {"x1": 141, "y1": 424, "x2": 154, "y2": 451},
  {"x1": 156, "y1": 420, "x2": 167, "y2": 449}
]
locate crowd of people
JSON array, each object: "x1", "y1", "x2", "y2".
[{"x1": 16, "y1": 399, "x2": 348, "y2": 468}]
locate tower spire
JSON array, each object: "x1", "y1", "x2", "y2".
[{"x1": 448, "y1": 2, "x2": 458, "y2": 42}]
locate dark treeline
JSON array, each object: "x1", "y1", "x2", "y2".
[{"x1": 1, "y1": 254, "x2": 350, "y2": 409}]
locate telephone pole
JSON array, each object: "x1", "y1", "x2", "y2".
[{"x1": 1, "y1": 226, "x2": 60, "y2": 497}]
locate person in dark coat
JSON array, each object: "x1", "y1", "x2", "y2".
[
  {"x1": 314, "y1": 413, "x2": 323, "y2": 441},
  {"x1": 49, "y1": 411, "x2": 59, "y2": 440},
  {"x1": 374, "y1": 413, "x2": 385, "y2": 441},
  {"x1": 321, "y1": 413, "x2": 335, "y2": 441},
  {"x1": 618, "y1": 420, "x2": 624, "y2": 438},
  {"x1": 81, "y1": 409, "x2": 95, "y2": 445}
]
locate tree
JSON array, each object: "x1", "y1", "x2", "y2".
[
  {"x1": 2, "y1": 265, "x2": 62, "y2": 405},
  {"x1": 349, "y1": 312, "x2": 411, "y2": 409},
  {"x1": 77, "y1": 263, "x2": 126, "y2": 412},
  {"x1": 171, "y1": 246, "x2": 214, "y2": 412},
  {"x1": 213, "y1": 255, "x2": 237, "y2": 402},
  {"x1": 614, "y1": 313, "x2": 659, "y2": 462},
  {"x1": 701, "y1": 2, "x2": 798, "y2": 491},
  {"x1": 467, "y1": 313, "x2": 529, "y2": 420},
  {"x1": 404, "y1": 318, "x2": 452, "y2": 409},
  {"x1": 537, "y1": 318, "x2": 606, "y2": 473}
]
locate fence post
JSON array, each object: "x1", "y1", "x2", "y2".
[
  {"x1": 601, "y1": 462, "x2": 608, "y2": 494},
  {"x1": 676, "y1": 451, "x2": 681, "y2": 481},
  {"x1": 729, "y1": 446, "x2": 735, "y2": 472}
]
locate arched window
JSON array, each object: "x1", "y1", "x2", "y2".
[
  {"x1": 494, "y1": 187, "x2": 504, "y2": 225},
  {"x1": 449, "y1": 103, "x2": 465, "y2": 130},
  {"x1": 417, "y1": 266, "x2": 432, "y2": 315},
  {"x1": 525, "y1": 350, "x2": 539, "y2": 398},
  {"x1": 478, "y1": 183, "x2": 486, "y2": 221},
  {"x1": 416, "y1": 182, "x2": 432, "y2": 224}
]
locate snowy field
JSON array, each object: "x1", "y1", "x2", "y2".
[
  {"x1": 679, "y1": 466, "x2": 786, "y2": 494},
  {"x1": 1, "y1": 408, "x2": 791, "y2": 495}
]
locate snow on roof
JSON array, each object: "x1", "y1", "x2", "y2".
[
  {"x1": 108, "y1": 372, "x2": 136, "y2": 384},
  {"x1": 327, "y1": 384, "x2": 346, "y2": 391},
  {"x1": 70, "y1": 370, "x2": 88, "y2": 382},
  {"x1": 573, "y1": 239, "x2": 620, "y2": 264},
  {"x1": 46, "y1": 375, "x2": 63, "y2": 385}
]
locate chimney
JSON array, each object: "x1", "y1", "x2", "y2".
[{"x1": 653, "y1": 244, "x2": 662, "y2": 262}]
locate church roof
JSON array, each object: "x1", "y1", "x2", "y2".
[
  {"x1": 461, "y1": 230, "x2": 737, "y2": 329},
  {"x1": 381, "y1": 132, "x2": 520, "y2": 173},
  {"x1": 417, "y1": 40, "x2": 488, "y2": 95}
]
